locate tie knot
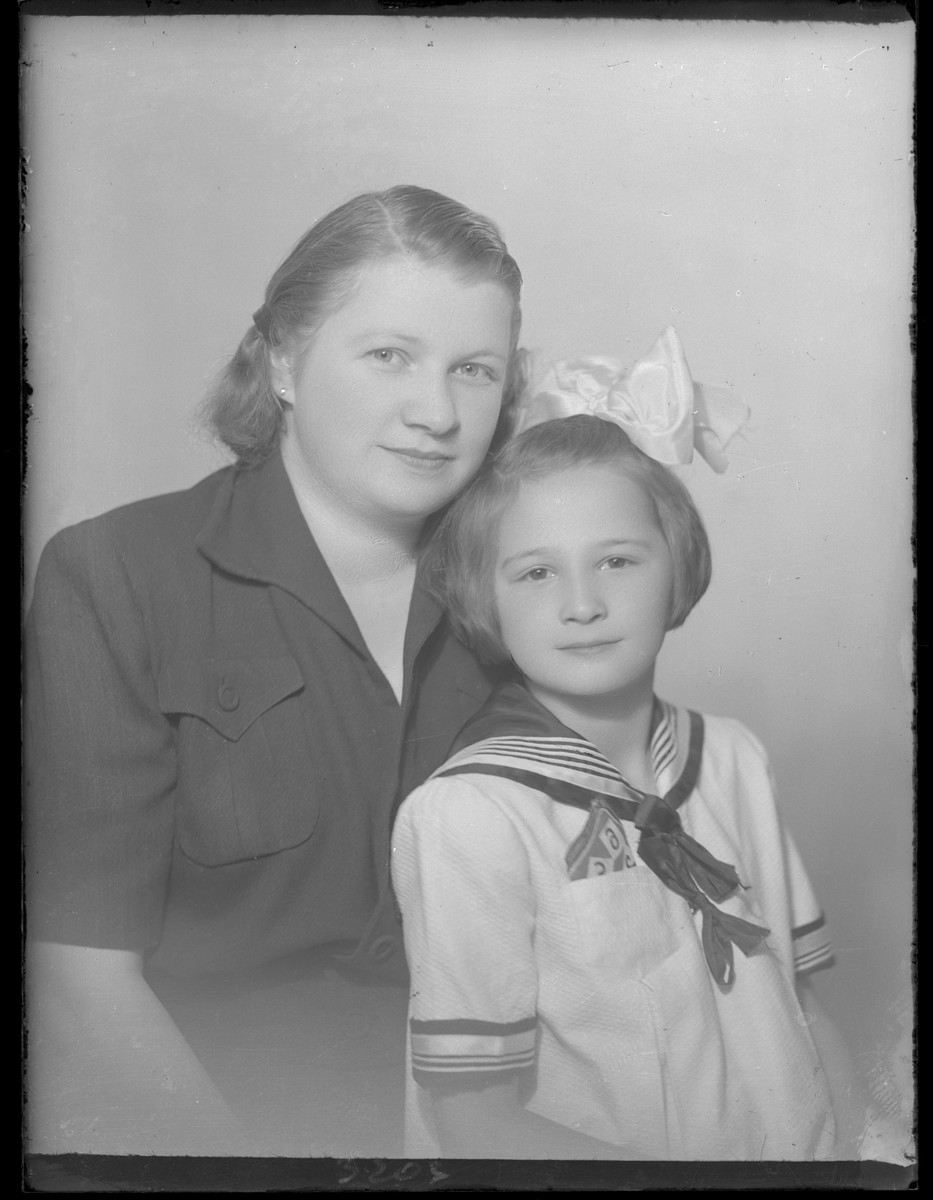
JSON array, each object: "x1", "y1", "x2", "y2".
[{"x1": 634, "y1": 793, "x2": 682, "y2": 835}]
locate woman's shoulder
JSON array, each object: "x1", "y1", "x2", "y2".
[
  {"x1": 31, "y1": 465, "x2": 240, "y2": 611},
  {"x1": 45, "y1": 465, "x2": 237, "y2": 557},
  {"x1": 36, "y1": 463, "x2": 239, "y2": 576}
]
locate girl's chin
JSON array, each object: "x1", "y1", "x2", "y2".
[{"x1": 527, "y1": 678, "x2": 655, "y2": 709}]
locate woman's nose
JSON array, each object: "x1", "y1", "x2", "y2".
[
  {"x1": 560, "y1": 575, "x2": 607, "y2": 623},
  {"x1": 402, "y1": 371, "x2": 460, "y2": 434}
]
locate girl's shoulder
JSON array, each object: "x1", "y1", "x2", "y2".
[
  {"x1": 665, "y1": 701, "x2": 773, "y2": 779},
  {"x1": 397, "y1": 770, "x2": 546, "y2": 824},
  {"x1": 394, "y1": 769, "x2": 576, "y2": 851},
  {"x1": 699, "y1": 710, "x2": 769, "y2": 755}
]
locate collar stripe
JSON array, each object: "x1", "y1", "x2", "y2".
[
  {"x1": 435, "y1": 706, "x2": 703, "y2": 813},
  {"x1": 438, "y1": 738, "x2": 641, "y2": 796}
]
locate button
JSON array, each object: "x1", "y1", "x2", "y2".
[
  {"x1": 218, "y1": 684, "x2": 239, "y2": 711},
  {"x1": 369, "y1": 935, "x2": 396, "y2": 963}
]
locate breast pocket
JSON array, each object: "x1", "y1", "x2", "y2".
[
  {"x1": 564, "y1": 866, "x2": 689, "y2": 979},
  {"x1": 158, "y1": 656, "x2": 318, "y2": 866}
]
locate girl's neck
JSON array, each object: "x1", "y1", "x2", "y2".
[
  {"x1": 527, "y1": 676, "x2": 658, "y2": 793},
  {"x1": 281, "y1": 444, "x2": 422, "y2": 588}
]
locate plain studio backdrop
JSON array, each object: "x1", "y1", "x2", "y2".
[{"x1": 22, "y1": 12, "x2": 914, "y2": 1160}]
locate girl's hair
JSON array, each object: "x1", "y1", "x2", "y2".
[
  {"x1": 422, "y1": 414, "x2": 713, "y2": 664},
  {"x1": 202, "y1": 185, "x2": 523, "y2": 465}
]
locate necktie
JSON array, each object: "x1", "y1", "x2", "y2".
[{"x1": 622, "y1": 791, "x2": 770, "y2": 986}]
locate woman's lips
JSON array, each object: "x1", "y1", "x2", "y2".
[{"x1": 384, "y1": 446, "x2": 454, "y2": 471}]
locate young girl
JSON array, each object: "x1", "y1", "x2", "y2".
[{"x1": 391, "y1": 330, "x2": 858, "y2": 1161}]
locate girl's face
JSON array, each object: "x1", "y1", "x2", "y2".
[
  {"x1": 493, "y1": 465, "x2": 676, "y2": 711},
  {"x1": 278, "y1": 257, "x2": 513, "y2": 528}
]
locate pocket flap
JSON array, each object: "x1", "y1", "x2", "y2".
[{"x1": 157, "y1": 656, "x2": 305, "y2": 741}]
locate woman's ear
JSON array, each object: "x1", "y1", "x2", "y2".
[{"x1": 269, "y1": 351, "x2": 296, "y2": 407}]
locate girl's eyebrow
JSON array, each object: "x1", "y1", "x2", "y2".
[
  {"x1": 500, "y1": 547, "x2": 551, "y2": 568},
  {"x1": 598, "y1": 538, "x2": 653, "y2": 551},
  {"x1": 499, "y1": 538, "x2": 653, "y2": 569}
]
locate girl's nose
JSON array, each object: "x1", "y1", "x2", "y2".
[
  {"x1": 560, "y1": 575, "x2": 607, "y2": 624},
  {"x1": 402, "y1": 371, "x2": 460, "y2": 435}
]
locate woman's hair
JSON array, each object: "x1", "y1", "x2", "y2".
[
  {"x1": 422, "y1": 414, "x2": 713, "y2": 664},
  {"x1": 202, "y1": 185, "x2": 523, "y2": 465}
]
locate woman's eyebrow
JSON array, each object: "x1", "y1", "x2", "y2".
[
  {"x1": 352, "y1": 331, "x2": 423, "y2": 346},
  {"x1": 351, "y1": 331, "x2": 506, "y2": 359}
]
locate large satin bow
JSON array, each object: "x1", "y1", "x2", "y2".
[{"x1": 512, "y1": 326, "x2": 749, "y2": 473}]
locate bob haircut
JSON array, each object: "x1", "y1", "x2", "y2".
[
  {"x1": 202, "y1": 185, "x2": 523, "y2": 465},
  {"x1": 422, "y1": 414, "x2": 713, "y2": 665}
]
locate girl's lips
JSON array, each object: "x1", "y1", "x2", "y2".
[{"x1": 559, "y1": 639, "x2": 620, "y2": 652}]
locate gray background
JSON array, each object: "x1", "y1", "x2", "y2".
[{"x1": 23, "y1": 13, "x2": 915, "y2": 1155}]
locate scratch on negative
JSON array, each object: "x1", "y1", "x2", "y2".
[
  {"x1": 306, "y1": 1031, "x2": 370, "y2": 1066},
  {"x1": 846, "y1": 47, "x2": 875, "y2": 63},
  {"x1": 734, "y1": 460, "x2": 803, "y2": 479},
  {"x1": 721, "y1": 569, "x2": 814, "y2": 588}
]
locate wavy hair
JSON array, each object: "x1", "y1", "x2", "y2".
[{"x1": 201, "y1": 186, "x2": 523, "y2": 465}]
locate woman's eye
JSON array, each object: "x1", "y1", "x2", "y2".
[
  {"x1": 454, "y1": 362, "x2": 495, "y2": 381},
  {"x1": 601, "y1": 556, "x2": 631, "y2": 570},
  {"x1": 369, "y1": 348, "x2": 403, "y2": 365},
  {"x1": 521, "y1": 567, "x2": 554, "y2": 582}
]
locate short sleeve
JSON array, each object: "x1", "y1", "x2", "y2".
[
  {"x1": 741, "y1": 721, "x2": 835, "y2": 978},
  {"x1": 754, "y1": 745, "x2": 834, "y2": 978},
  {"x1": 784, "y1": 832, "x2": 835, "y2": 976},
  {"x1": 24, "y1": 522, "x2": 176, "y2": 949},
  {"x1": 697, "y1": 714, "x2": 835, "y2": 981},
  {"x1": 391, "y1": 778, "x2": 539, "y2": 1087}
]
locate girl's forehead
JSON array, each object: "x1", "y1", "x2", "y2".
[
  {"x1": 494, "y1": 465, "x2": 662, "y2": 545},
  {"x1": 515, "y1": 464, "x2": 653, "y2": 510}
]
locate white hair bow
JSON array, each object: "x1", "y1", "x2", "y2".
[{"x1": 511, "y1": 326, "x2": 749, "y2": 473}]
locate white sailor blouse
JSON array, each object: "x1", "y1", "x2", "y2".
[{"x1": 391, "y1": 683, "x2": 836, "y2": 1160}]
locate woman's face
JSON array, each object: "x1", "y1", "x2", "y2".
[{"x1": 278, "y1": 257, "x2": 514, "y2": 529}]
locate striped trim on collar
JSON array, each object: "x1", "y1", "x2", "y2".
[{"x1": 433, "y1": 688, "x2": 703, "y2": 812}]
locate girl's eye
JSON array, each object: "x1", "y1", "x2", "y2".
[
  {"x1": 369, "y1": 348, "x2": 404, "y2": 366},
  {"x1": 601, "y1": 556, "x2": 631, "y2": 570},
  {"x1": 521, "y1": 567, "x2": 554, "y2": 583}
]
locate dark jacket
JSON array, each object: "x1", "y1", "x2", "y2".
[{"x1": 25, "y1": 452, "x2": 498, "y2": 981}]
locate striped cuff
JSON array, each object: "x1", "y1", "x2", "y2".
[
  {"x1": 792, "y1": 913, "x2": 835, "y2": 976},
  {"x1": 410, "y1": 1016, "x2": 536, "y2": 1085}
]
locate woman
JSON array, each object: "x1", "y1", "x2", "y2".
[{"x1": 25, "y1": 185, "x2": 522, "y2": 1157}]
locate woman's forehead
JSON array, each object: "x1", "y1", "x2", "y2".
[{"x1": 317, "y1": 257, "x2": 514, "y2": 345}]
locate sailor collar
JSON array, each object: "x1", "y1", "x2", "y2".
[
  {"x1": 433, "y1": 682, "x2": 769, "y2": 987},
  {"x1": 434, "y1": 681, "x2": 702, "y2": 814}
]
